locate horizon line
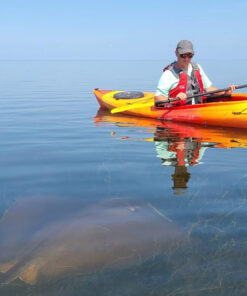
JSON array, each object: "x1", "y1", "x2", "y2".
[{"x1": 0, "y1": 58, "x2": 246, "y2": 62}]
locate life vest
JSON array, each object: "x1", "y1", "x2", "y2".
[{"x1": 163, "y1": 62, "x2": 204, "y2": 104}]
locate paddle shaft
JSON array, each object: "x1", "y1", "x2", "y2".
[{"x1": 155, "y1": 84, "x2": 247, "y2": 106}]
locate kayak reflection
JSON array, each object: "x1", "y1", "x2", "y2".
[{"x1": 95, "y1": 108, "x2": 247, "y2": 194}]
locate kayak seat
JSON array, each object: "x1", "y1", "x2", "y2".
[{"x1": 113, "y1": 91, "x2": 144, "y2": 100}]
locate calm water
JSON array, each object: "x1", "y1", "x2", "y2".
[{"x1": 0, "y1": 60, "x2": 247, "y2": 295}]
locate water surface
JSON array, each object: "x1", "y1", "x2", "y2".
[{"x1": 0, "y1": 60, "x2": 247, "y2": 295}]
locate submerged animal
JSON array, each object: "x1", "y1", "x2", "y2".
[{"x1": 0, "y1": 196, "x2": 189, "y2": 285}]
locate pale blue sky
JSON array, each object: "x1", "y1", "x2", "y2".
[{"x1": 1, "y1": 0, "x2": 246, "y2": 60}]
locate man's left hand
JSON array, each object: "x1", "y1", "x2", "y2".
[{"x1": 226, "y1": 85, "x2": 236, "y2": 94}]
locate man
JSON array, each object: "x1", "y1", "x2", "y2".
[{"x1": 155, "y1": 40, "x2": 236, "y2": 106}]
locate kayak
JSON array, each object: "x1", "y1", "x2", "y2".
[{"x1": 93, "y1": 88, "x2": 247, "y2": 128}]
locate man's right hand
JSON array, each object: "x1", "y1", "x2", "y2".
[{"x1": 176, "y1": 92, "x2": 187, "y2": 105}]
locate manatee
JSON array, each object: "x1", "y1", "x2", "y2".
[{"x1": 0, "y1": 197, "x2": 189, "y2": 285}]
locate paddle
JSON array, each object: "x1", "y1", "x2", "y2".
[
  {"x1": 111, "y1": 98, "x2": 155, "y2": 114},
  {"x1": 155, "y1": 84, "x2": 247, "y2": 107},
  {"x1": 111, "y1": 84, "x2": 247, "y2": 114},
  {"x1": 110, "y1": 93, "x2": 155, "y2": 114}
]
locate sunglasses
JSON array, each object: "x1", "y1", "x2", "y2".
[{"x1": 180, "y1": 53, "x2": 194, "y2": 59}]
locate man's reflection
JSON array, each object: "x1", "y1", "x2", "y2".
[{"x1": 154, "y1": 127, "x2": 209, "y2": 194}]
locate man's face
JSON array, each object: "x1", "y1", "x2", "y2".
[{"x1": 176, "y1": 50, "x2": 193, "y2": 67}]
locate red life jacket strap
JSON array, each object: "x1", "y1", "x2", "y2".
[{"x1": 169, "y1": 72, "x2": 188, "y2": 99}]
